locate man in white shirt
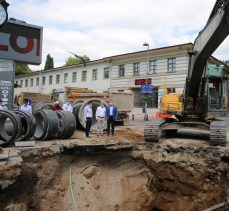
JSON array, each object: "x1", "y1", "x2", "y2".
[
  {"x1": 62, "y1": 101, "x2": 73, "y2": 112},
  {"x1": 0, "y1": 100, "x2": 8, "y2": 110},
  {"x1": 96, "y1": 103, "x2": 106, "y2": 136},
  {"x1": 20, "y1": 98, "x2": 32, "y2": 114},
  {"x1": 84, "y1": 103, "x2": 93, "y2": 138}
]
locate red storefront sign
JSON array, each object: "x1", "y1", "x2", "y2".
[
  {"x1": 0, "y1": 20, "x2": 43, "y2": 65},
  {"x1": 135, "y1": 78, "x2": 152, "y2": 85}
]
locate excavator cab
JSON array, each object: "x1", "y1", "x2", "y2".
[{"x1": 207, "y1": 76, "x2": 229, "y2": 117}]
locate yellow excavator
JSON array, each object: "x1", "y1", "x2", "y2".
[{"x1": 144, "y1": 0, "x2": 229, "y2": 145}]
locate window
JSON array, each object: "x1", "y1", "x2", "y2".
[
  {"x1": 56, "y1": 75, "x2": 60, "y2": 84},
  {"x1": 72, "y1": 72, "x2": 77, "y2": 83},
  {"x1": 104, "y1": 67, "x2": 110, "y2": 79},
  {"x1": 20, "y1": 80, "x2": 23, "y2": 87},
  {"x1": 82, "y1": 71, "x2": 87, "y2": 81},
  {"x1": 149, "y1": 60, "x2": 157, "y2": 73},
  {"x1": 92, "y1": 69, "x2": 98, "y2": 80},
  {"x1": 36, "y1": 78, "x2": 39, "y2": 86},
  {"x1": 42, "y1": 77, "x2": 46, "y2": 85},
  {"x1": 168, "y1": 58, "x2": 176, "y2": 72},
  {"x1": 64, "y1": 73, "x2": 68, "y2": 83},
  {"x1": 30, "y1": 78, "x2": 33, "y2": 87},
  {"x1": 167, "y1": 88, "x2": 176, "y2": 93},
  {"x1": 133, "y1": 63, "x2": 140, "y2": 76},
  {"x1": 119, "y1": 64, "x2": 125, "y2": 77},
  {"x1": 49, "y1": 76, "x2": 52, "y2": 85},
  {"x1": 25, "y1": 79, "x2": 28, "y2": 87}
]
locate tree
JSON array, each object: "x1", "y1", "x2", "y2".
[
  {"x1": 65, "y1": 55, "x2": 90, "y2": 66},
  {"x1": 44, "y1": 54, "x2": 54, "y2": 70},
  {"x1": 16, "y1": 63, "x2": 32, "y2": 76},
  {"x1": 223, "y1": 59, "x2": 229, "y2": 64}
]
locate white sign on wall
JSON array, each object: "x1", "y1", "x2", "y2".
[{"x1": 0, "y1": 59, "x2": 15, "y2": 109}]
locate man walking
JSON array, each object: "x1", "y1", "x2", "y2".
[
  {"x1": 84, "y1": 103, "x2": 93, "y2": 138},
  {"x1": 96, "y1": 103, "x2": 106, "y2": 136},
  {"x1": 106, "y1": 100, "x2": 118, "y2": 136}
]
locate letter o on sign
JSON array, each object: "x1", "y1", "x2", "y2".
[{"x1": 9, "y1": 35, "x2": 34, "y2": 54}]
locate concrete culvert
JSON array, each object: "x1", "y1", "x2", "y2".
[
  {"x1": 13, "y1": 109, "x2": 36, "y2": 142},
  {"x1": 56, "y1": 110, "x2": 76, "y2": 139},
  {"x1": 32, "y1": 101, "x2": 64, "y2": 114},
  {"x1": 78, "y1": 98, "x2": 107, "y2": 131},
  {"x1": 72, "y1": 99, "x2": 84, "y2": 107},
  {"x1": 0, "y1": 110, "x2": 22, "y2": 147},
  {"x1": 33, "y1": 109, "x2": 59, "y2": 140},
  {"x1": 73, "y1": 101, "x2": 84, "y2": 130}
]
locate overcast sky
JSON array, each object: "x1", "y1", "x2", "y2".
[{"x1": 7, "y1": 0, "x2": 229, "y2": 70}]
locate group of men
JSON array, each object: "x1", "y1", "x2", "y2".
[
  {"x1": 84, "y1": 100, "x2": 118, "y2": 138},
  {"x1": 0, "y1": 97, "x2": 118, "y2": 139},
  {"x1": 0, "y1": 98, "x2": 32, "y2": 113},
  {"x1": 51, "y1": 101, "x2": 73, "y2": 112},
  {"x1": 0, "y1": 98, "x2": 73, "y2": 114}
]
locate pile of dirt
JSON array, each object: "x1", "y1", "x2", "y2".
[{"x1": 0, "y1": 141, "x2": 229, "y2": 211}]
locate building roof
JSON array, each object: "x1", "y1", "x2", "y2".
[{"x1": 15, "y1": 42, "x2": 228, "y2": 77}]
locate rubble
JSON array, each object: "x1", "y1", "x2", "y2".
[{"x1": 0, "y1": 126, "x2": 229, "y2": 211}]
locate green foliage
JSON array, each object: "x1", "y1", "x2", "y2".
[
  {"x1": 16, "y1": 63, "x2": 32, "y2": 76},
  {"x1": 142, "y1": 95, "x2": 151, "y2": 103},
  {"x1": 65, "y1": 55, "x2": 90, "y2": 66},
  {"x1": 44, "y1": 54, "x2": 54, "y2": 70},
  {"x1": 223, "y1": 60, "x2": 229, "y2": 64}
]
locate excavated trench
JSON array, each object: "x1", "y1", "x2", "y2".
[{"x1": 1, "y1": 142, "x2": 229, "y2": 211}]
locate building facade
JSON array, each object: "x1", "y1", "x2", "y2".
[{"x1": 15, "y1": 43, "x2": 222, "y2": 108}]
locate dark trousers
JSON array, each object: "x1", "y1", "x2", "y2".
[
  {"x1": 85, "y1": 117, "x2": 92, "y2": 137},
  {"x1": 107, "y1": 116, "x2": 115, "y2": 135}
]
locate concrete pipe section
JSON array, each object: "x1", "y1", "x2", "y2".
[
  {"x1": 13, "y1": 109, "x2": 36, "y2": 142},
  {"x1": 73, "y1": 102, "x2": 84, "y2": 130},
  {"x1": 0, "y1": 110, "x2": 22, "y2": 147},
  {"x1": 33, "y1": 109, "x2": 59, "y2": 140},
  {"x1": 56, "y1": 110, "x2": 76, "y2": 139},
  {"x1": 77, "y1": 98, "x2": 107, "y2": 131}
]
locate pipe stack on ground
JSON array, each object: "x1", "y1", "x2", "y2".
[{"x1": 0, "y1": 109, "x2": 76, "y2": 147}]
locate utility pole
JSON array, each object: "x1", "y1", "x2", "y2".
[{"x1": 143, "y1": 42, "x2": 149, "y2": 121}]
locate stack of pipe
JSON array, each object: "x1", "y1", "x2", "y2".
[{"x1": 0, "y1": 109, "x2": 76, "y2": 147}]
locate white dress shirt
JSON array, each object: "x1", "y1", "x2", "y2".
[
  {"x1": 62, "y1": 103, "x2": 73, "y2": 112},
  {"x1": 109, "y1": 106, "x2": 114, "y2": 116},
  {"x1": 96, "y1": 106, "x2": 106, "y2": 118},
  {"x1": 20, "y1": 104, "x2": 32, "y2": 113},
  {"x1": 84, "y1": 105, "x2": 92, "y2": 118},
  {"x1": 0, "y1": 105, "x2": 8, "y2": 110}
]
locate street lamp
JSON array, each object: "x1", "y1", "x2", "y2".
[{"x1": 143, "y1": 42, "x2": 149, "y2": 121}]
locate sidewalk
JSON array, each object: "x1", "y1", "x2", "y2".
[{"x1": 128, "y1": 107, "x2": 159, "y2": 121}]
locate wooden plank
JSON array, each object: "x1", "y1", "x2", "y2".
[
  {"x1": 0, "y1": 149, "x2": 9, "y2": 160},
  {"x1": 15, "y1": 141, "x2": 35, "y2": 147}
]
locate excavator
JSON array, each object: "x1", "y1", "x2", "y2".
[{"x1": 144, "y1": 0, "x2": 229, "y2": 146}]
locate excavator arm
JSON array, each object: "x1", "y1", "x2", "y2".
[{"x1": 184, "y1": 0, "x2": 229, "y2": 111}]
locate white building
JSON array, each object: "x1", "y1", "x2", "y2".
[{"x1": 15, "y1": 43, "x2": 223, "y2": 108}]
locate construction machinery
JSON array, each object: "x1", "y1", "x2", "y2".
[{"x1": 144, "y1": 0, "x2": 229, "y2": 145}]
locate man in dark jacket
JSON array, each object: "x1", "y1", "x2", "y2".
[{"x1": 106, "y1": 100, "x2": 118, "y2": 136}]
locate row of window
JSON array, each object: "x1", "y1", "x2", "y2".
[
  {"x1": 15, "y1": 58, "x2": 176, "y2": 88},
  {"x1": 16, "y1": 67, "x2": 110, "y2": 88},
  {"x1": 120, "y1": 58, "x2": 176, "y2": 77}
]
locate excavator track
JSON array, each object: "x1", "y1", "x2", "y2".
[
  {"x1": 210, "y1": 121, "x2": 227, "y2": 146},
  {"x1": 144, "y1": 119, "x2": 166, "y2": 142}
]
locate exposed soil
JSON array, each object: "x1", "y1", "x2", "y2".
[{"x1": 0, "y1": 126, "x2": 229, "y2": 211}]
